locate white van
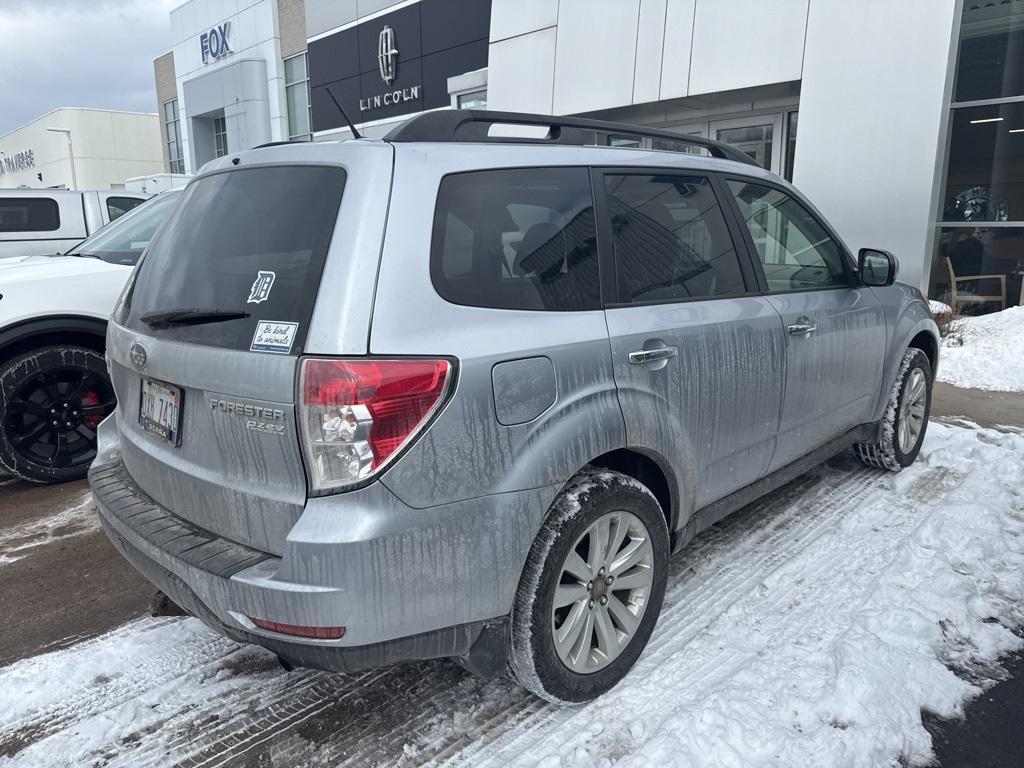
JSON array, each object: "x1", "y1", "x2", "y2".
[{"x1": 0, "y1": 189, "x2": 149, "y2": 259}]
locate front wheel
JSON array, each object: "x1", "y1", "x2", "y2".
[
  {"x1": 0, "y1": 346, "x2": 116, "y2": 483},
  {"x1": 855, "y1": 347, "x2": 933, "y2": 472},
  {"x1": 507, "y1": 469, "x2": 669, "y2": 703}
]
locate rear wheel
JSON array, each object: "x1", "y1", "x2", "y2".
[
  {"x1": 0, "y1": 346, "x2": 115, "y2": 483},
  {"x1": 855, "y1": 347, "x2": 932, "y2": 471},
  {"x1": 507, "y1": 469, "x2": 669, "y2": 703}
]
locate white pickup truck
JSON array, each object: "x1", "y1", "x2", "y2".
[{"x1": 0, "y1": 189, "x2": 149, "y2": 259}]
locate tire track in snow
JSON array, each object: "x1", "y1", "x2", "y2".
[
  {"x1": 441, "y1": 464, "x2": 968, "y2": 768},
  {"x1": 0, "y1": 619, "x2": 236, "y2": 755},
  {"x1": 0, "y1": 453, "x2": 979, "y2": 768},
  {"x1": 426, "y1": 466, "x2": 884, "y2": 766},
  {"x1": 205, "y1": 462, "x2": 884, "y2": 768}
]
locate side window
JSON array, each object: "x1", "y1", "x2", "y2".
[
  {"x1": 604, "y1": 173, "x2": 746, "y2": 303},
  {"x1": 727, "y1": 179, "x2": 851, "y2": 292},
  {"x1": 431, "y1": 167, "x2": 600, "y2": 311},
  {"x1": 0, "y1": 198, "x2": 60, "y2": 233},
  {"x1": 106, "y1": 196, "x2": 144, "y2": 222}
]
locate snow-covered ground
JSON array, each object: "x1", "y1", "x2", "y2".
[
  {"x1": 936, "y1": 306, "x2": 1024, "y2": 392},
  {"x1": 1, "y1": 421, "x2": 1022, "y2": 768}
]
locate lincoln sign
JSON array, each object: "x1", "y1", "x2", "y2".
[
  {"x1": 360, "y1": 86, "x2": 421, "y2": 112},
  {"x1": 360, "y1": 25, "x2": 421, "y2": 114},
  {"x1": 307, "y1": 0, "x2": 491, "y2": 132}
]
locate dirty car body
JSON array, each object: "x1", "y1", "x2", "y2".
[{"x1": 89, "y1": 111, "x2": 940, "y2": 698}]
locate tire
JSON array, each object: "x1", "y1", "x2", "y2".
[
  {"x1": 855, "y1": 347, "x2": 932, "y2": 472},
  {"x1": 507, "y1": 469, "x2": 670, "y2": 703},
  {"x1": 0, "y1": 345, "x2": 116, "y2": 484}
]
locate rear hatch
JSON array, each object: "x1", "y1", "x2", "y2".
[{"x1": 106, "y1": 146, "x2": 393, "y2": 554}]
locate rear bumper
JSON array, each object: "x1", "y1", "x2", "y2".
[
  {"x1": 88, "y1": 420, "x2": 554, "y2": 672},
  {"x1": 98, "y1": 501, "x2": 504, "y2": 673}
]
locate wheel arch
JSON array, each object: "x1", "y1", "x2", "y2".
[
  {"x1": 0, "y1": 316, "x2": 108, "y2": 365},
  {"x1": 586, "y1": 447, "x2": 678, "y2": 543},
  {"x1": 907, "y1": 329, "x2": 938, "y2": 373}
]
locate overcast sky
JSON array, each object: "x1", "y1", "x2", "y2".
[{"x1": 0, "y1": 0, "x2": 179, "y2": 136}]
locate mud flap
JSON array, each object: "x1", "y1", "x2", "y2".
[{"x1": 454, "y1": 618, "x2": 509, "y2": 680}]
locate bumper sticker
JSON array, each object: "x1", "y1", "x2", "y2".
[{"x1": 250, "y1": 321, "x2": 298, "y2": 354}]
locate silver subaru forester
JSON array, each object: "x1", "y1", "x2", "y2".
[{"x1": 90, "y1": 111, "x2": 939, "y2": 703}]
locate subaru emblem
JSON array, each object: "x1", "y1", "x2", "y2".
[{"x1": 129, "y1": 342, "x2": 148, "y2": 371}]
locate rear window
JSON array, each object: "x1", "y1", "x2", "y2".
[
  {"x1": 0, "y1": 198, "x2": 60, "y2": 232},
  {"x1": 430, "y1": 167, "x2": 600, "y2": 311},
  {"x1": 123, "y1": 166, "x2": 345, "y2": 353}
]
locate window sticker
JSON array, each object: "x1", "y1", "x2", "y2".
[
  {"x1": 247, "y1": 270, "x2": 276, "y2": 304},
  {"x1": 250, "y1": 321, "x2": 298, "y2": 354}
]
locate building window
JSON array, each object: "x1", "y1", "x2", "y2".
[
  {"x1": 784, "y1": 111, "x2": 798, "y2": 182},
  {"x1": 455, "y1": 89, "x2": 487, "y2": 110},
  {"x1": 163, "y1": 99, "x2": 184, "y2": 175},
  {"x1": 285, "y1": 53, "x2": 311, "y2": 141},
  {"x1": 214, "y1": 116, "x2": 228, "y2": 158},
  {"x1": 929, "y1": 1, "x2": 1024, "y2": 311}
]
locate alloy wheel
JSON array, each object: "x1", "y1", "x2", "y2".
[
  {"x1": 4, "y1": 368, "x2": 115, "y2": 470},
  {"x1": 898, "y1": 367, "x2": 927, "y2": 454},
  {"x1": 551, "y1": 510, "x2": 655, "y2": 674}
]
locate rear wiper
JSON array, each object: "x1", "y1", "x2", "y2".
[{"x1": 140, "y1": 307, "x2": 250, "y2": 329}]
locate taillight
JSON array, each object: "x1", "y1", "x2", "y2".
[{"x1": 299, "y1": 358, "x2": 451, "y2": 492}]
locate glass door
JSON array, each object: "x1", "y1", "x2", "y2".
[{"x1": 710, "y1": 114, "x2": 784, "y2": 174}]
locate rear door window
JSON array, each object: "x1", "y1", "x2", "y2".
[
  {"x1": 603, "y1": 173, "x2": 747, "y2": 303},
  {"x1": 123, "y1": 166, "x2": 346, "y2": 353},
  {"x1": 431, "y1": 167, "x2": 601, "y2": 311},
  {"x1": 0, "y1": 198, "x2": 60, "y2": 232}
]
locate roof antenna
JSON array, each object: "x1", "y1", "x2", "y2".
[{"x1": 325, "y1": 86, "x2": 362, "y2": 140}]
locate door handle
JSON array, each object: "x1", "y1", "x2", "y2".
[
  {"x1": 628, "y1": 346, "x2": 678, "y2": 365},
  {"x1": 787, "y1": 322, "x2": 817, "y2": 336}
]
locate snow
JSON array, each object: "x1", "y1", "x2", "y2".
[
  {"x1": 1, "y1": 422, "x2": 1022, "y2": 767},
  {"x1": 929, "y1": 300, "x2": 951, "y2": 316},
  {"x1": 936, "y1": 306, "x2": 1024, "y2": 392},
  {"x1": 0, "y1": 490, "x2": 96, "y2": 566}
]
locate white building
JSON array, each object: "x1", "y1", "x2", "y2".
[
  {"x1": 0, "y1": 108, "x2": 163, "y2": 191},
  {"x1": 302, "y1": 0, "x2": 1024, "y2": 305},
  {"x1": 153, "y1": 0, "x2": 310, "y2": 175}
]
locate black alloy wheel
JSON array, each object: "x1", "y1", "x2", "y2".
[{"x1": 1, "y1": 346, "x2": 115, "y2": 483}]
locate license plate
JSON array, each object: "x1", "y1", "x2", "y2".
[{"x1": 139, "y1": 378, "x2": 183, "y2": 446}]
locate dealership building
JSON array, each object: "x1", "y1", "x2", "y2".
[
  {"x1": 0, "y1": 108, "x2": 163, "y2": 191},
  {"x1": 155, "y1": 0, "x2": 1024, "y2": 304}
]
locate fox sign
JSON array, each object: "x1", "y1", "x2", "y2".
[{"x1": 201, "y1": 22, "x2": 232, "y2": 64}]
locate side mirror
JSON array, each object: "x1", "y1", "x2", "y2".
[{"x1": 858, "y1": 248, "x2": 898, "y2": 287}]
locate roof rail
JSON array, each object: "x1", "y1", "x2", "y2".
[
  {"x1": 252, "y1": 140, "x2": 298, "y2": 149},
  {"x1": 383, "y1": 110, "x2": 760, "y2": 167}
]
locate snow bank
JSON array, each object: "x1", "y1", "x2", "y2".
[
  {"x1": 937, "y1": 305, "x2": 1024, "y2": 391},
  {"x1": 0, "y1": 423, "x2": 1021, "y2": 768}
]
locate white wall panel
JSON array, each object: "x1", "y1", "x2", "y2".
[
  {"x1": 795, "y1": 0, "x2": 958, "y2": 291},
  {"x1": 553, "y1": 0, "x2": 640, "y2": 114},
  {"x1": 632, "y1": 0, "x2": 667, "y2": 105},
  {"x1": 688, "y1": 0, "x2": 808, "y2": 95},
  {"x1": 487, "y1": 27, "x2": 557, "y2": 114},
  {"x1": 490, "y1": 0, "x2": 560, "y2": 43},
  {"x1": 658, "y1": 0, "x2": 696, "y2": 100}
]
